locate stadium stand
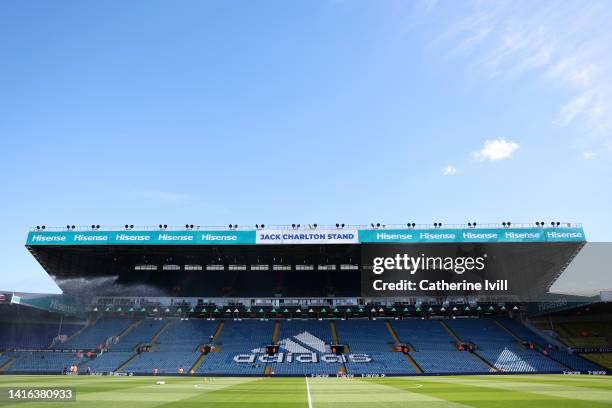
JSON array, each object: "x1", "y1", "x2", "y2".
[
  {"x1": 392, "y1": 319, "x2": 456, "y2": 350},
  {"x1": 5, "y1": 351, "x2": 89, "y2": 373},
  {"x1": 0, "y1": 353, "x2": 12, "y2": 368},
  {"x1": 335, "y1": 320, "x2": 416, "y2": 374},
  {"x1": 496, "y1": 318, "x2": 549, "y2": 347},
  {"x1": 0, "y1": 317, "x2": 606, "y2": 375},
  {"x1": 269, "y1": 320, "x2": 341, "y2": 375},
  {"x1": 581, "y1": 353, "x2": 612, "y2": 370},
  {"x1": 444, "y1": 318, "x2": 581, "y2": 372},
  {"x1": 553, "y1": 321, "x2": 612, "y2": 348},
  {"x1": 111, "y1": 319, "x2": 165, "y2": 351},
  {"x1": 197, "y1": 320, "x2": 273, "y2": 375},
  {"x1": 409, "y1": 350, "x2": 490, "y2": 373},
  {"x1": 446, "y1": 318, "x2": 521, "y2": 350},
  {"x1": 546, "y1": 350, "x2": 603, "y2": 371},
  {"x1": 478, "y1": 349, "x2": 566, "y2": 372},
  {"x1": 0, "y1": 322, "x2": 82, "y2": 349},
  {"x1": 57, "y1": 318, "x2": 136, "y2": 349},
  {"x1": 346, "y1": 352, "x2": 417, "y2": 375},
  {"x1": 154, "y1": 319, "x2": 218, "y2": 351},
  {"x1": 122, "y1": 351, "x2": 200, "y2": 374},
  {"x1": 335, "y1": 320, "x2": 395, "y2": 352},
  {"x1": 84, "y1": 352, "x2": 135, "y2": 373}
]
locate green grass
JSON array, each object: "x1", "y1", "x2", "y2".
[{"x1": 0, "y1": 374, "x2": 610, "y2": 407}]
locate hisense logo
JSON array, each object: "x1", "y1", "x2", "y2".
[
  {"x1": 233, "y1": 331, "x2": 371, "y2": 364},
  {"x1": 31, "y1": 234, "x2": 66, "y2": 242},
  {"x1": 372, "y1": 253, "x2": 487, "y2": 275}
]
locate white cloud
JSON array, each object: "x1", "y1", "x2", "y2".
[
  {"x1": 582, "y1": 151, "x2": 597, "y2": 159},
  {"x1": 441, "y1": 165, "x2": 457, "y2": 175},
  {"x1": 418, "y1": 0, "x2": 612, "y2": 150},
  {"x1": 556, "y1": 91, "x2": 593, "y2": 126},
  {"x1": 473, "y1": 138, "x2": 520, "y2": 162}
]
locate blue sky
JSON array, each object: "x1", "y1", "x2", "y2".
[{"x1": 1, "y1": 0, "x2": 611, "y2": 293}]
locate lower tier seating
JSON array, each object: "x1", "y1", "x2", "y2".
[
  {"x1": 580, "y1": 353, "x2": 612, "y2": 370},
  {"x1": 410, "y1": 351, "x2": 491, "y2": 373},
  {"x1": 478, "y1": 348, "x2": 566, "y2": 372},
  {"x1": 83, "y1": 352, "x2": 135, "y2": 373},
  {"x1": 392, "y1": 320, "x2": 456, "y2": 350},
  {"x1": 0, "y1": 322, "x2": 83, "y2": 349},
  {"x1": 5, "y1": 351, "x2": 89, "y2": 373},
  {"x1": 345, "y1": 352, "x2": 416, "y2": 375},
  {"x1": 122, "y1": 351, "x2": 201, "y2": 374},
  {"x1": 547, "y1": 350, "x2": 604, "y2": 371}
]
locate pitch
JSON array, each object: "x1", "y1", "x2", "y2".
[{"x1": 0, "y1": 375, "x2": 610, "y2": 407}]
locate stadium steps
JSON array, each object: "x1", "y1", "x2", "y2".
[
  {"x1": 542, "y1": 352, "x2": 576, "y2": 371},
  {"x1": 403, "y1": 352, "x2": 423, "y2": 373},
  {"x1": 189, "y1": 353, "x2": 207, "y2": 373},
  {"x1": 56, "y1": 318, "x2": 95, "y2": 347},
  {"x1": 472, "y1": 351, "x2": 499, "y2": 372},
  {"x1": 329, "y1": 322, "x2": 348, "y2": 374},
  {"x1": 150, "y1": 321, "x2": 171, "y2": 348},
  {"x1": 386, "y1": 321, "x2": 416, "y2": 351},
  {"x1": 581, "y1": 353, "x2": 612, "y2": 370},
  {"x1": 384, "y1": 321, "x2": 422, "y2": 373},
  {"x1": 493, "y1": 319, "x2": 526, "y2": 349},
  {"x1": 439, "y1": 321, "x2": 462, "y2": 342},
  {"x1": 212, "y1": 321, "x2": 225, "y2": 344},
  {"x1": 385, "y1": 322, "x2": 400, "y2": 349},
  {"x1": 116, "y1": 353, "x2": 140, "y2": 372},
  {"x1": 117, "y1": 319, "x2": 142, "y2": 340},
  {"x1": 272, "y1": 321, "x2": 280, "y2": 344},
  {"x1": 329, "y1": 321, "x2": 339, "y2": 344},
  {"x1": 77, "y1": 355, "x2": 94, "y2": 368},
  {"x1": 0, "y1": 357, "x2": 16, "y2": 372}
]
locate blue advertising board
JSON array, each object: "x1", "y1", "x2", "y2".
[{"x1": 26, "y1": 227, "x2": 585, "y2": 246}]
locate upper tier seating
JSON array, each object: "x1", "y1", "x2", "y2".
[
  {"x1": 154, "y1": 319, "x2": 218, "y2": 351},
  {"x1": 0, "y1": 322, "x2": 82, "y2": 350},
  {"x1": 112, "y1": 319, "x2": 165, "y2": 351},
  {"x1": 392, "y1": 319, "x2": 456, "y2": 350},
  {"x1": 446, "y1": 318, "x2": 519, "y2": 350},
  {"x1": 58, "y1": 318, "x2": 136, "y2": 350}
]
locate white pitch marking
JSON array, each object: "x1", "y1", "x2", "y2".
[{"x1": 306, "y1": 376, "x2": 313, "y2": 408}]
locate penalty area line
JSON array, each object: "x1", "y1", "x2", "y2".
[{"x1": 305, "y1": 377, "x2": 313, "y2": 408}]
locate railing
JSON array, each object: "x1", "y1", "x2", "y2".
[{"x1": 30, "y1": 222, "x2": 583, "y2": 232}]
